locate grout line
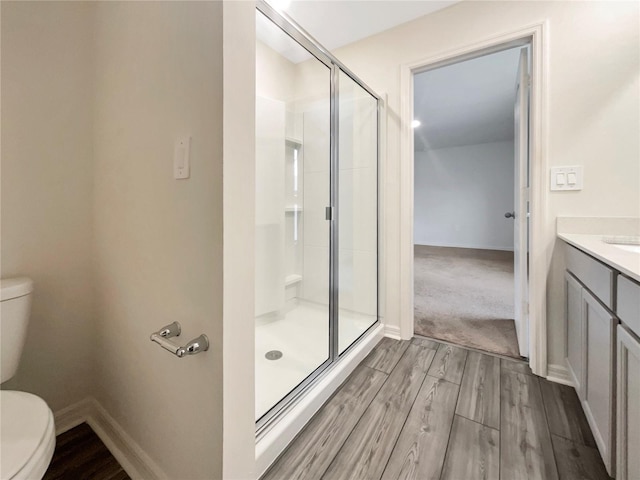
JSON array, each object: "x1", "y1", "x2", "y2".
[
  {"x1": 538, "y1": 375, "x2": 561, "y2": 479},
  {"x1": 498, "y1": 360, "x2": 502, "y2": 480},
  {"x1": 379, "y1": 370, "x2": 430, "y2": 479},
  {"x1": 453, "y1": 350, "x2": 470, "y2": 417},
  {"x1": 548, "y1": 433, "x2": 600, "y2": 453},
  {"x1": 454, "y1": 341, "x2": 501, "y2": 431},
  {"x1": 317, "y1": 341, "x2": 413, "y2": 479},
  {"x1": 538, "y1": 375, "x2": 595, "y2": 447},
  {"x1": 437, "y1": 349, "x2": 468, "y2": 480},
  {"x1": 453, "y1": 413, "x2": 500, "y2": 432},
  {"x1": 368, "y1": 365, "x2": 395, "y2": 374},
  {"x1": 379, "y1": 342, "x2": 440, "y2": 477},
  {"x1": 414, "y1": 333, "x2": 527, "y2": 364},
  {"x1": 367, "y1": 341, "x2": 410, "y2": 374}
]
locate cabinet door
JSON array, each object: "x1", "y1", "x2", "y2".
[
  {"x1": 566, "y1": 271, "x2": 585, "y2": 398},
  {"x1": 583, "y1": 289, "x2": 616, "y2": 476},
  {"x1": 617, "y1": 325, "x2": 640, "y2": 480}
]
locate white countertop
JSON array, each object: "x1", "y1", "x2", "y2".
[{"x1": 559, "y1": 233, "x2": 640, "y2": 282}]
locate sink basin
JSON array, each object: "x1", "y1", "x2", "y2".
[
  {"x1": 602, "y1": 236, "x2": 640, "y2": 253},
  {"x1": 612, "y1": 244, "x2": 640, "y2": 254}
]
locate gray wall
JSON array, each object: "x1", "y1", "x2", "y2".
[
  {"x1": 1, "y1": 1, "x2": 96, "y2": 412},
  {"x1": 414, "y1": 141, "x2": 515, "y2": 251},
  {"x1": 1, "y1": 2, "x2": 225, "y2": 477},
  {"x1": 92, "y1": 2, "x2": 223, "y2": 478}
]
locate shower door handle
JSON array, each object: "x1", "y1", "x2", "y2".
[{"x1": 325, "y1": 206, "x2": 334, "y2": 221}]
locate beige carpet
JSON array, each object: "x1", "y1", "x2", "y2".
[{"x1": 414, "y1": 245, "x2": 521, "y2": 358}]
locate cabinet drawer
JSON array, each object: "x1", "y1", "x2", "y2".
[
  {"x1": 617, "y1": 275, "x2": 640, "y2": 337},
  {"x1": 566, "y1": 244, "x2": 614, "y2": 309}
]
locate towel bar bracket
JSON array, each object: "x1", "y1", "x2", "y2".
[{"x1": 150, "y1": 322, "x2": 209, "y2": 358}]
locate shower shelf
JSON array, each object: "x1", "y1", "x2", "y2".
[
  {"x1": 285, "y1": 274, "x2": 302, "y2": 286},
  {"x1": 285, "y1": 206, "x2": 303, "y2": 213},
  {"x1": 285, "y1": 137, "x2": 302, "y2": 146}
]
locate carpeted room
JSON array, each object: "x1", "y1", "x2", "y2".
[
  {"x1": 413, "y1": 245, "x2": 519, "y2": 357},
  {"x1": 412, "y1": 47, "x2": 525, "y2": 358}
]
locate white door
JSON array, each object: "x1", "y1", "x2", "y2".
[{"x1": 513, "y1": 48, "x2": 530, "y2": 357}]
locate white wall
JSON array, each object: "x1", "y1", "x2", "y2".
[
  {"x1": 0, "y1": 1, "x2": 96, "y2": 412},
  {"x1": 338, "y1": 89, "x2": 378, "y2": 317},
  {"x1": 414, "y1": 141, "x2": 515, "y2": 251},
  {"x1": 222, "y1": 2, "x2": 257, "y2": 478},
  {"x1": 328, "y1": 0, "x2": 639, "y2": 367},
  {"x1": 256, "y1": 40, "x2": 296, "y2": 101},
  {"x1": 91, "y1": 2, "x2": 223, "y2": 478},
  {"x1": 255, "y1": 96, "x2": 285, "y2": 316}
]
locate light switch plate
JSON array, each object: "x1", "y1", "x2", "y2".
[
  {"x1": 550, "y1": 166, "x2": 583, "y2": 191},
  {"x1": 174, "y1": 136, "x2": 191, "y2": 179}
]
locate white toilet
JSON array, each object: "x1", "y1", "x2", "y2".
[{"x1": 0, "y1": 277, "x2": 56, "y2": 480}]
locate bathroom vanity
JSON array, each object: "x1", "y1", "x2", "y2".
[{"x1": 559, "y1": 229, "x2": 640, "y2": 479}]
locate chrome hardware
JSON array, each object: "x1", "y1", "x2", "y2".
[
  {"x1": 177, "y1": 335, "x2": 209, "y2": 358},
  {"x1": 150, "y1": 322, "x2": 209, "y2": 358},
  {"x1": 325, "y1": 206, "x2": 334, "y2": 221},
  {"x1": 156, "y1": 321, "x2": 181, "y2": 338},
  {"x1": 504, "y1": 211, "x2": 515, "y2": 219}
]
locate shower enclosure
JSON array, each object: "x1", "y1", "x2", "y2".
[{"x1": 255, "y1": 2, "x2": 380, "y2": 428}]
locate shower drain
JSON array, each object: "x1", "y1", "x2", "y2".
[{"x1": 265, "y1": 350, "x2": 283, "y2": 360}]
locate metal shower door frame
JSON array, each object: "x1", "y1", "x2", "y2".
[{"x1": 255, "y1": 0, "x2": 381, "y2": 434}]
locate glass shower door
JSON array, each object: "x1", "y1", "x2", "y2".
[
  {"x1": 254, "y1": 10, "x2": 332, "y2": 423},
  {"x1": 337, "y1": 70, "x2": 379, "y2": 354}
]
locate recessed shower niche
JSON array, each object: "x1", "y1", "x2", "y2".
[{"x1": 255, "y1": 5, "x2": 379, "y2": 426}]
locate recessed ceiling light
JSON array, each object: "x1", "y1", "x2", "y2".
[
  {"x1": 411, "y1": 120, "x2": 421, "y2": 129},
  {"x1": 270, "y1": 0, "x2": 291, "y2": 11}
]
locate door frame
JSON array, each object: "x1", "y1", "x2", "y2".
[{"x1": 398, "y1": 21, "x2": 549, "y2": 376}]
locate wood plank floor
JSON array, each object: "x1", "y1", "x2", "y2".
[
  {"x1": 43, "y1": 423, "x2": 129, "y2": 480},
  {"x1": 262, "y1": 338, "x2": 612, "y2": 480}
]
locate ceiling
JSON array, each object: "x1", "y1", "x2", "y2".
[
  {"x1": 414, "y1": 46, "x2": 525, "y2": 151},
  {"x1": 261, "y1": 0, "x2": 458, "y2": 63}
]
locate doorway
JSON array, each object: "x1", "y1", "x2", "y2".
[{"x1": 412, "y1": 44, "x2": 531, "y2": 359}]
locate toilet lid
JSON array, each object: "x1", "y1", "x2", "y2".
[{"x1": 0, "y1": 391, "x2": 53, "y2": 479}]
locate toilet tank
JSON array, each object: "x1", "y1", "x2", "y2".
[{"x1": 0, "y1": 277, "x2": 34, "y2": 383}]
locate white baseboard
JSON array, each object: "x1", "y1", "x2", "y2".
[
  {"x1": 53, "y1": 397, "x2": 94, "y2": 435},
  {"x1": 546, "y1": 363, "x2": 573, "y2": 386},
  {"x1": 53, "y1": 397, "x2": 167, "y2": 480},
  {"x1": 384, "y1": 324, "x2": 402, "y2": 340},
  {"x1": 414, "y1": 242, "x2": 514, "y2": 252}
]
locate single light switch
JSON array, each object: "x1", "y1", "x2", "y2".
[
  {"x1": 174, "y1": 136, "x2": 191, "y2": 180},
  {"x1": 556, "y1": 173, "x2": 566, "y2": 185},
  {"x1": 567, "y1": 172, "x2": 577, "y2": 185}
]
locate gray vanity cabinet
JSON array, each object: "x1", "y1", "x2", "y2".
[
  {"x1": 565, "y1": 271, "x2": 585, "y2": 398},
  {"x1": 616, "y1": 322, "x2": 640, "y2": 480},
  {"x1": 582, "y1": 288, "x2": 616, "y2": 476},
  {"x1": 564, "y1": 240, "x2": 640, "y2": 479},
  {"x1": 565, "y1": 244, "x2": 616, "y2": 476},
  {"x1": 616, "y1": 274, "x2": 640, "y2": 480}
]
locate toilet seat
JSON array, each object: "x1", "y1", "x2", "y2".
[{"x1": 0, "y1": 391, "x2": 55, "y2": 480}]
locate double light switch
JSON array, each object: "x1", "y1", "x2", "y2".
[{"x1": 550, "y1": 166, "x2": 583, "y2": 191}]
